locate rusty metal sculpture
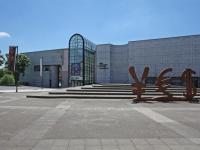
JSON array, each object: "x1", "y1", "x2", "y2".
[
  {"x1": 155, "y1": 68, "x2": 173, "y2": 97},
  {"x1": 128, "y1": 66, "x2": 199, "y2": 103},
  {"x1": 153, "y1": 68, "x2": 184, "y2": 102},
  {"x1": 181, "y1": 68, "x2": 197, "y2": 102},
  {"x1": 129, "y1": 67, "x2": 149, "y2": 103}
]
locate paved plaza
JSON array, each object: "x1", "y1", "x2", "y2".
[
  {"x1": 0, "y1": 86, "x2": 55, "y2": 93},
  {"x1": 0, "y1": 91, "x2": 200, "y2": 149}
]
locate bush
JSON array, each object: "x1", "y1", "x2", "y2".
[
  {"x1": 0, "y1": 74, "x2": 15, "y2": 86},
  {"x1": 4, "y1": 69, "x2": 13, "y2": 75},
  {"x1": 0, "y1": 69, "x2": 13, "y2": 79},
  {"x1": 0, "y1": 69, "x2": 5, "y2": 79}
]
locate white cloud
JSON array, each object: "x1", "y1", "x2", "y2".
[{"x1": 0, "y1": 32, "x2": 10, "y2": 38}]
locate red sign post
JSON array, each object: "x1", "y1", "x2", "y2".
[
  {"x1": 8, "y1": 46, "x2": 18, "y2": 92},
  {"x1": 8, "y1": 46, "x2": 17, "y2": 72}
]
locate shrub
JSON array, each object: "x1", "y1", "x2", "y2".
[
  {"x1": 0, "y1": 69, "x2": 13, "y2": 79},
  {"x1": 4, "y1": 69, "x2": 13, "y2": 75},
  {"x1": 0, "y1": 69, "x2": 5, "y2": 79},
  {"x1": 0, "y1": 74, "x2": 15, "y2": 86}
]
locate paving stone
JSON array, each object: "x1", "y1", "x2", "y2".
[
  {"x1": 85, "y1": 139, "x2": 101, "y2": 146},
  {"x1": 0, "y1": 140, "x2": 8, "y2": 147},
  {"x1": 5, "y1": 108, "x2": 67, "y2": 148},
  {"x1": 174, "y1": 138, "x2": 194, "y2": 145},
  {"x1": 116, "y1": 138, "x2": 133, "y2": 146},
  {"x1": 118, "y1": 145, "x2": 136, "y2": 150},
  {"x1": 2, "y1": 90, "x2": 200, "y2": 150},
  {"x1": 14, "y1": 139, "x2": 38, "y2": 147},
  {"x1": 131, "y1": 138, "x2": 149, "y2": 145},
  {"x1": 68, "y1": 145, "x2": 84, "y2": 150},
  {"x1": 135, "y1": 145, "x2": 154, "y2": 150},
  {"x1": 151, "y1": 145, "x2": 171, "y2": 150},
  {"x1": 168, "y1": 145, "x2": 184, "y2": 150},
  {"x1": 0, "y1": 146, "x2": 12, "y2": 150},
  {"x1": 51, "y1": 145, "x2": 67, "y2": 150},
  {"x1": 32, "y1": 139, "x2": 54, "y2": 150},
  {"x1": 160, "y1": 138, "x2": 179, "y2": 145},
  {"x1": 85, "y1": 145, "x2": 101, "y2": 150},
  {"x1": 69, "y1": 139, "x2": 85, "y2": 146},
  {"x1": 102, "y1": 145, "x2": 119, "y2": 150},
  {"x1": 9, "y1": 146, "x2": 32, "y2": 150},
  {"x1": 182, "y1": 145, "x2": 200, "y2": 150},
  {"x1": 101, "y1": 139, "x2": 117, "y2": 146},
  {"x1": 53, "y1": 139, "x2": 69, "y2": 146},
  {"x1": 169, "y1": 145, "x2": 200, "y2": 150},
  {"x1": 164, "y1": 123, "x2": 200, "y2": 138},
  {"x1": 189, "y1": 138, "x2": 200, "y2": 144},
  {"x1": 146, "y1": 138, "x2": 165, "y2": 145}
]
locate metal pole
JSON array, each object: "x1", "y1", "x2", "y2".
[
  {"x1": 40, "y1": 57, "x2": 43, "y2": 88},
  {"x1": 41, "y1": 68, "x2": 43, "y2": 89},
  {"x1": 15, "y1": 46, "x2": 18, "y2": 93}
]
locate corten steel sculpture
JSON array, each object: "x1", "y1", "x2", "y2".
[
  {"x1": 155, "y1": 68, "x2": 173, "y2": 98},
  {"x1": 129, "y1": 66, "x2": 199, "y2": 103},
  {"x1": 181, "y1": 68, "x2": 197, "y2": 102},
  {"x1": 129, "y1": 67, "x2": 149, "y2": 103}
]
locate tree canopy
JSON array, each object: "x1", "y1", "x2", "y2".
[
  {"x1": 16, "y1": 54, "x2": 31, "y2": 76},
  {"x1": 0, "y1": 50, "x2": 5, "y2": 66}
]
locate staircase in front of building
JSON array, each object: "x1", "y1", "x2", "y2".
[{"x1": 27, "y1": 84, "x2": 200, "y2": 101}]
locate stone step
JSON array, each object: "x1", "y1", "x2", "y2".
[
  {"x1": 67, "y1": 89, "x2": 200, "y2": 93},
  {"x1": 94, "y1": 83, "x2": 132, "y2": 86},
  {"x1": 26, "y1": 94, "x2": 137, "y2": 99},
  {"x1": 92, "y1": 85, "x2": 184, "y2": 88},
  {"x1": 93, "y1": 84, "x2": 158, "y2": 88},
  {"x1": 82, "y1": 87, "x2": 200, "y2": 90},
  {"x1": 49, "y1": 91, "x2": 200, "y2": 96},
  {"x1": 26, "y1": 94, "x2": 200, "y2": 99}
]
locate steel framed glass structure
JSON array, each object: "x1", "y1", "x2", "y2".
[{"x1": 68, "y1": 34, "x2": 96, "y2": 87}]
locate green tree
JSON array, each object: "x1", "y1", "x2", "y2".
[
  {"x1": 4, "y1": 54, "x2": 9, "y2": 69},
  {"x1": 14, "y1": 54, "x2": 31, "y2": 87},
  {"x1": 0, "y1": 74, "x2": 15, "y2": 86},
  {"x1": 0, "y1": 50, "x2": 5, "y2": 66},
  {"x1": 16, "y1": 54, "x2": 31, "y2": 76}
]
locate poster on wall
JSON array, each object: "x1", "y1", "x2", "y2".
[
  {"x1": 8, "y1": 46, "x2": 17, "y2": 72},
  {"x1": 71, "y1": 63, "x2": 81, "y2": 76}
]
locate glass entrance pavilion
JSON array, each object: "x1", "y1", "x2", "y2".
[{"x1": 68, "y1": 34, "x2": 96, "y2": 87}]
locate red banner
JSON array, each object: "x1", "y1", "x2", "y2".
[{"x1": 8, "y1": 46, "x2": 17, "y2": 72}]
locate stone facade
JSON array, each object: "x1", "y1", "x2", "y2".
[
  {"x1": 96, "y1": 35, "x2": 200, "y2": 86},
  {"x1": 20, "y1": 48, "x2": 68, "y2": 88},
  {"x1": 21, "y1": 34, "x2": 200, "y2": 87}
]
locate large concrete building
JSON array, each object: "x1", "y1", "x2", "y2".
[{"x1": 21, "y1": 34, "x2": 200, "y2": 87}]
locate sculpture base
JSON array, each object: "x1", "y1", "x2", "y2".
[{"x1": 132, "y1": 96, "x2": 199, "y2": 104}]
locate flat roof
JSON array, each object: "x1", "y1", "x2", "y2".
[
  {"x1": 97, "y1": 34, "x2": 200, "y2": 46},
  {"x1": 23, "y1": 34, "x2": 200, "y2": 52},
  {"x1": 23, "y1": 48, "x2": 68, "y2": 54}
]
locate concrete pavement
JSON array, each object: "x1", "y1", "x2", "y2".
[
  {"x1": 0, "y1": 86, "x2": 56, "y2": 93},
  {"x1": 0, "y1": 92, "x2": 200, "y2": 149}
]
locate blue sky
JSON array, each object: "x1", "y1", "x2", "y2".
[{"x1": 0, "y1": 0, "x2": 200, "y2": 55}]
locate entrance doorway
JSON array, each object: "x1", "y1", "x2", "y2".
[
  {"x1": 71, "y1": 80, "x2": 82, "y2": 87},
  {"x1": 49, "y1": 65, "x2": 61, "y2": 88}
]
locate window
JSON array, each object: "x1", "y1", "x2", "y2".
[
  {"x1": 34, "y1": 65, "x2": 49, "y2": 72},
  {"x1": 69, "y1": 34, "x2": 96, "y2": 86},
  {"x1": 34, "y1": 65, "x2": 40, "y2": 72},
  {"x1": 44, "y1": 65, "x2": 49, "y2": 71}
]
